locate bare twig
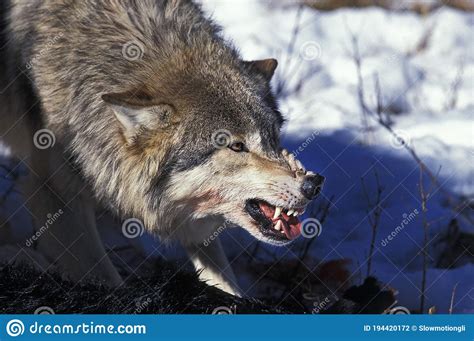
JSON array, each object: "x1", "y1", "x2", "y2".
[
  {"x1": 275, "y1": 5, "x2": 303, "y2": 97},
  {"x1": 350, "y1": 33, "x2": 372, "y2": 143},
  {"x1": 350, "y1": 36, "x2": 473, "y2": 226},
  {"x1": 361, "y1": 169, "x2": 384, "y2": 277},
  {"x1": 298, "y1": 195, "x2": 334, "y2": 262},
  {"x1": 449, "y1": 282, "x2": 459, "y2": 314},
  {"x1": 417, "y1": 165, "x2": 440, "y2": 313},
  {"x1": 408, "y1": 23, "x2": 435, "y2": 57},
  {"x1": 418, "y1": 167, "x2": 430, "y2": 313},
  {"x1": 278, "y1": 195, "x2": 334, "y2": 300},
  {"x1": 274, "y1": 5, "x2": 322, "y2": 100},
  {"x1": 347, "y1": 36, "x2": 472, "y2": 312},
  {"x1": 445, "y1": 62, "x2": 464, "y2": 111}
]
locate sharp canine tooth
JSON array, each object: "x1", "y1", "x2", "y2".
[
  {"x1": 293, "y1": 211, "x2": 299, "y2": 217},
  {"x1": 274, "y1": 220, "x2": 282, "y2": 231},
  {"x1": 273, "y1": 207, "x2": 282, "y2": 219},
  {"x1": 287, "y1": 209, "x2": 294, "y2": 216}
]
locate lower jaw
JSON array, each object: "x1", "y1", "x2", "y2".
[
  {"x1": 247, "y1": 215, "x2": 295, "y2": 244},
  {"x1": 245, "y1": 200, "x2": 303, "y2": 241},
  {"x1": 260, "y1": 233, "x2": 293, "y2": 245},
  {"x1": 259, "y1": 225, "x2": 290, "y2": 243}
]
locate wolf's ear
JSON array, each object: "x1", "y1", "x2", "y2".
[
  {"x1": 244, "y1": 58, "x2": 278, "y2": 81},
  {"x1": 102, "y1": 92, "x2": 177, "y2": 143}
]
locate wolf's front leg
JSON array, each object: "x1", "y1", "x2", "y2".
[
  {"x1": 22, "y1": 146, "x2": 122, "y2": 286},
  {"x1": 185, "y1": 238, "x2": 242, "y2": 297}
]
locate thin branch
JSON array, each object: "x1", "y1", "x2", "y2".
[
  {"x1": 275, "y1": 5, "x2": 304, "y2": 97},
  {"x1": 419, "y1": 167, "x2": 430, "y2": 313},
  {"x1": 449, "y1": 282, "x2": 459, "y2": 314},
  {"x1": 361, "y1": 168, "x2": 384, "y2": 277},
  {"x1": 347, "y1": 36, "x2": 472, "y2": 313},
  {"x1": 298, "y1": 195, "x2": 334, "y2": 262},
  {"x1": 350, "y1": 33, "x2": 372, "y2": 143},
  {"x1": 349, "y1": 36, "x2": 472, "y2": 226},
  {"x1": 277, "y1": 195, "x2": 334, "y2": 300},
  {"x1": 445, "y1": 62, "x2": 464, "y2": 111}
]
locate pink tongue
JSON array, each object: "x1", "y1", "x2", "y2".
[
  {"x1": 280, "y1": 215, "x2": 302, "y2": 240},
  {"x1": 259, "y1": 202, "x2": 301, "y2": 240}
]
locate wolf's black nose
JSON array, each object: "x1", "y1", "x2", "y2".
[{"x1": 301, "y1": 174, "x2": 325, "y2": 200}]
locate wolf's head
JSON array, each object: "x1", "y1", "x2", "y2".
[{"x1": 102, "y1": 54, "x2": 324, "y2": 245}]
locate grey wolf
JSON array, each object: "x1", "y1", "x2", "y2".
[{"x1": 0, "y1": 0, "x2": 324, "y2": 296}]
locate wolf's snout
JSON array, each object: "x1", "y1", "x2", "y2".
[{"x1": 301, "y1": 173, "x2": 325, "y2": 200}]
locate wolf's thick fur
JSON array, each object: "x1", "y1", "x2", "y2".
[{"x1": 0, "y1": 0, "x2": 323, "y2": 296}]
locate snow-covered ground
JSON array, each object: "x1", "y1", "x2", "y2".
[
  {"x1": 1, "y1": 1, "x2": 472, "y2": 313},
  {"x1": 198, "y1": 1, "x2": 473, "y2": 313}
]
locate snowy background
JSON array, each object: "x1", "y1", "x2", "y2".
[
  {"x1": 198, "y1": 0, "x2": 474, "y2": 313},
  {"x1": 1, "y1": 0, "x2": 472, "y2": 313}
]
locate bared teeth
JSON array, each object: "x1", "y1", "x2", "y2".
[
  {"x1": 293, "y1": 211, "x2": 299, "y2": 217},
  {"x1": 273, "y1": 206, "x2": 282, "y2": 219},
  {"x1": 274, "y1": 220, "x2": 282, "y2": 231},
  {"x1": 287, "y1": 209, "x2": 294, "y2": 216}
]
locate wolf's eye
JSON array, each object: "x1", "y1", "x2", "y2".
[{"x1": 228, "y1": 142, "x2": 248, "y2": 153}]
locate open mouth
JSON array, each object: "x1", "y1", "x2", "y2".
[{"x1": 245, "y1": 199, "x2": 304, "y2": 242}]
